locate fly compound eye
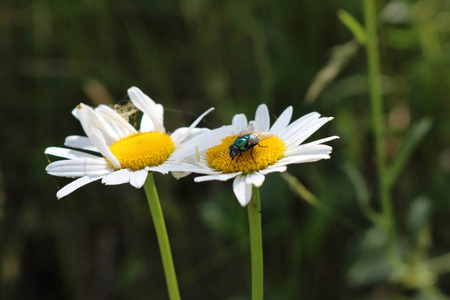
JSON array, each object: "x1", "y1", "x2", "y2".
[{"x1": 229, "y1": 145, "x2": 240, "y2": 158}]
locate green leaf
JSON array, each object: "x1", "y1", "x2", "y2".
[
  {"x1": 386, "y1": 118, "x2": 433, "y2": 187},
  {"x1": 342, "y1": 164, "x2": 381, "y2": 226},
  {"x1": 406, "y1": 196, "x2": 431, "y2": 240},
  {"x1": 281, "y1": 172, "x2": 362, "y2": 235},
  {"x1": 338, "y1": 9, "x2": 367, "y2": 45}
]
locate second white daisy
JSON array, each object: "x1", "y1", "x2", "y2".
[{"x1": 180, "y1": 104, "x2": 339, "y2": 206}]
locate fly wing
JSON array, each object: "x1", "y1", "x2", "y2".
[
  {"x1": 238, "y1": 121, "x2": 256, "y2": 136},
  {"x1": 254, "y1": 132, "x2": 273, "y2": 142}
]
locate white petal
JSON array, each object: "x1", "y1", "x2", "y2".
[
  {"x1": 245, "y1": 172, "x2": 265, "y2": 187},
  {"x1": 233, "y1": 176, "x2": 252, "y2": 207},
  {"x1": 169, "y1": 125, "x2": 235, "y2": 160},
  {"x1": 45, "y1": 147, "x2": 101, "y2": 160},
  {"x1": 170, "y1": 107, "x2": 214, "y2": 146},
  {"x1": 290, "y1": 117, "x2": 334, "y2": 149},
  {"x1": 284, "y1": 144, "x2": 333, "y2": 157},
  {"x1": 280, "y1": 114, "x2": 333, "y2": 149},
  {"x1": 259, "y1": 165, "x2": 287, "y2": 175},
  {"x1": 128, "y1": 87, "x2": 165, "y2": 132},
  {"x1": 232, "y1": 114, "x2": 248, "y2": 132},
  {"x1": 146, "y1": 165, "x2": 170, "y2": 174},
  {"x1": 95, "y1": 105, "x2": 137, "y2": 139},
  {"x1": 140, "y1": 113, "x2": 155, "y2": 132},
  {"x1": 254, "y1": 104, "x2": 270, "y2": 132},
  {"x1": 76, "y1": 103, "x2": 118, "y2": 145},
  {"x1": 194, "y1": 172, "x2": 241, "y2": 183},
  {"x1": 56, "y1": 175, "x2": 103, "y2": 199},
  {"x1": 72, "y1": 107, "x2": 80, "y2": 120},
  {"x1": 307, "y1": 135, "x2": 340, "y2": 145},
  {"x1": 87, "y1": 130, "x2": 121, "y2": 168},
  {"x1": 129, "y1": 169, "x2": 148, "y2": 188},
  {"x1": 171, "y1": 171, "x2": 192, "y2": 179},
  {"x1": 155, "y1": 104, "x2": 164, "y2": 123},
  {"x1": 170, "y1": 127, "x2": 210, "y2": 144},
  {"x1": 171, "y1": 162, "x2": 219, "y2": 175},
  {"x1": 277, "y1": 154, "x2": 331, "y2": 166},
  {"x1": 75, "y1": 104, "x2": 121, "y2": 168},
  {"x1": 64, "y1": 135, "x2": 98, "y2": 152},
  {"x1": 278, "y1": 112, "x2": 320, "y2": 141},
  {"x1": 102, "y1": 169, "x2": 133, "y2": 185},
  {"x1": 270, "y1": 106, "x2": 293, "y2": 134},
  {"x1": 152, "y1": 161, "x2": 201, "y2": 173},
  {"x1": 46, "y1": 158, "x2": 112, "y2": 177}
]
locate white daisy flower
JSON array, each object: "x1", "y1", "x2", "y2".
[
  {"x1": 45, "y1": 87, "x2": 213, "y2": 199},
  {"x1": 182, "y1": 104, "x2": 339, "y2": 207}
]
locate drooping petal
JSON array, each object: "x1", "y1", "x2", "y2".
[
  {"x1": 56, "y1": 176, "x2": 103, "y2": 199},
  {"x1": 45, "y1": 147, "x2": 101, "y2": 160},
  {"x1": 75, "y1": 104, "x2": 121, "y2": 168},
  {"x1": 128, "y1": 87, "x2": 165, "y2": 133},
  {"x1": 245, "y1": 172, "x2": 266, "y2": 187},
  {"x1": 64, "y1": 135, "x2": 98, "y2": 152},
  {"x1": 75, "y1": 103, "x2": 117, "y2": 145},
  {"x1": 232, "y1": 176, "x2": 252, "y2": 206},
  {"x1": 102, "y1": 169, "x2": 133, "y2": 185},
  {"x1": 129, "y1": 169, "x2": 148, "y2": 188},
  {"x1": 254, "y1": 104, "x2": 270, "y2": 132},
  {"x1": 270, "y1": 106, "x2": 293, "y2": 134}
]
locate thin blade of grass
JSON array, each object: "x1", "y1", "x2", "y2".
[
  {"x1": 282, "y1": 172, "x2": 362, "y2": 235},
  {"x1": 338, "y1": 9, "x2": 367, "y2": 45},
  {"x1": 386, "y1": 118, "x2": 432, "y2": 188},
  {"x1": 342, "y1": 164, "x2": 381, "y2": 226}
]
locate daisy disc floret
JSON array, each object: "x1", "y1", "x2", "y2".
[
  {"x1": 45, "y1": 87, "x2": 212, "y2": 199},
  {"x1": 183, "y1": 104, "x2": 339, "y2": 206}
]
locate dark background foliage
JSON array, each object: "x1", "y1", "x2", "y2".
[{"x1": 1, "y1": 0, "x2": 450, "y2": 299}]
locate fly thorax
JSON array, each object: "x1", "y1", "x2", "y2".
[{"x1": 234, "y1": 136, "x2": 249, "y2": 150}]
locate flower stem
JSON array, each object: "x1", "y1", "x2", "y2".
[
  {"x1": 247, "y1": 187, "x2": 263, "y2": 300},
  {"x1": 143, "y1": 173, "x2": 180, "y2": 300},
  {"x1": 363, "y1": 0, "x2": 397, "y2": 264}
]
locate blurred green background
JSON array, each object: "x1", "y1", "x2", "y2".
[{"x1": 1, "y1": 0, "x2": 450, "y2": 299}]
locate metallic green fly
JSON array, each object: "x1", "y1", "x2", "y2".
[{"x1": 229, "y1": 122, "x2": 273, "y2": 163}]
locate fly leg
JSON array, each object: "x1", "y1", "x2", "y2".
[
  {"x1": 250, "y1": 143, "x2": 266, "y2": 164},
  {"x1": 250, "y1": 147, "x2": 256, "y2": 163}
]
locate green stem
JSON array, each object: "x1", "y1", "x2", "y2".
[
  {"x1": 247, "y1": 187, "x2": 263, "y2": 300},
  {"x1": 143, "y1": 173, "x2": 180, "y2": 300},
  {"x1": 364, "y1": 0, "x2": 396, "y2": 263}
]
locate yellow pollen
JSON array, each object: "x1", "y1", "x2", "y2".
[
  {"x1": 206, "y1": 135, "x2": 286, "y2": 174},
  {"x1": 109, "y1": 132, "x2": 175, "y2": 170}
]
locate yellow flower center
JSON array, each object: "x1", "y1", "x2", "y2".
[
  {"x1": 206, "y1": 135, "x2": 286, "y2": 174},
  {"x1": 109, "y1": 132, "x2": 175, "y2": 170}
]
